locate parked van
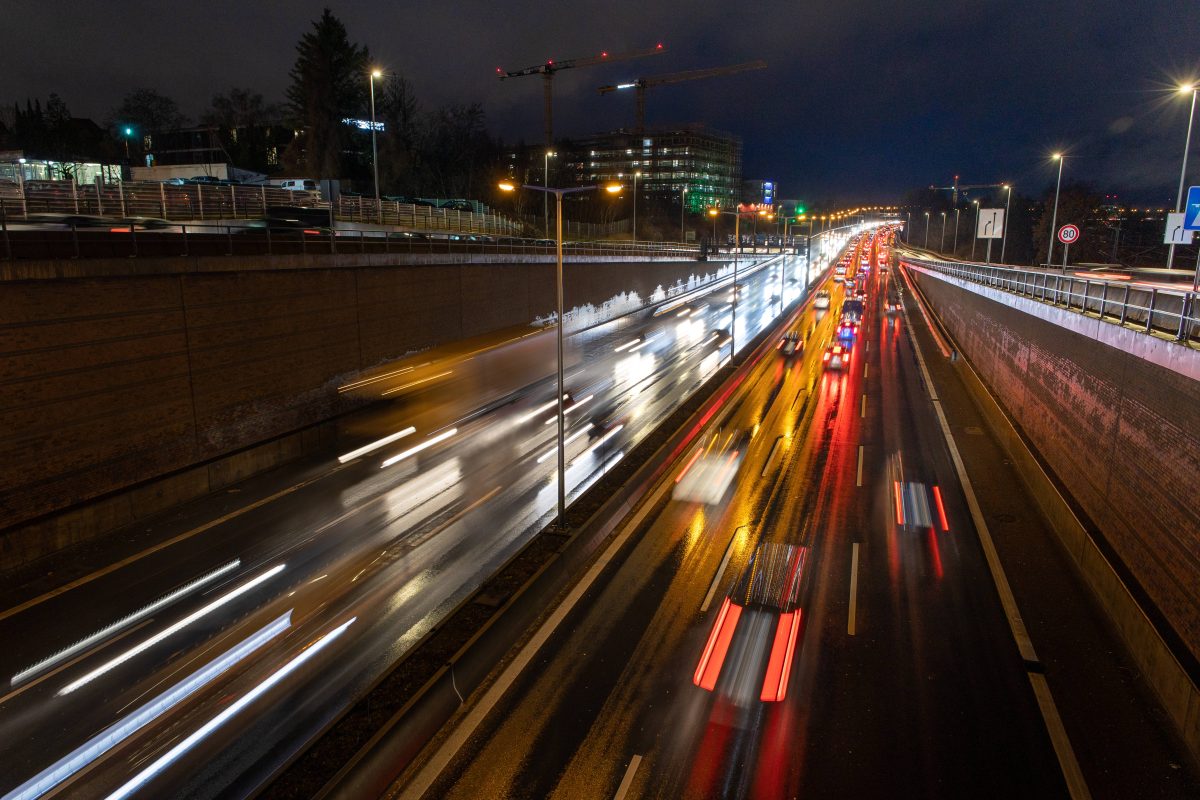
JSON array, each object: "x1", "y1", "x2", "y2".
[{"x1": 274, "y1": 178, "x2": 320, "y2": 192}]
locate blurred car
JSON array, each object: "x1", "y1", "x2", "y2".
[
  {"x1": 886, "y1": 302, "x2": 901, "y2": 315},
  {"x1": 439, "y1": 199, "x2": 475, "y2": 212},
  {"x1": 837, "y1": 316, "x2": 859, "y2": 339},
  {"x1": 8, "y1": 213, "x2": 115, "y2": 230},
  {"x1": 693, "y1": 543, "x2": 808, "y2": 704},
  {"x1": 814, "y1": 290, "x2": 831, "y2": 310},
  {"x1": 780, "y1": 330, "x2": 802, "y2": 356},
  {"x1": 823, "y1": 343, "x2": 848, "y2": 370}
]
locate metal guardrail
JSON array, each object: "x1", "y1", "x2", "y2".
[
  {"x1": 903, "y1": 255, "x2": 1200, "y2": 345},
  {"x1": 0, "y1": 179, "x2": 522, "y2": 236},
  {"x1": 0, "y1": 217, "x2": 704, "y2": 263}
]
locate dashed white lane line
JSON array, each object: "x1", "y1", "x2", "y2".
[
  {"x1": 848, "y1": 542, "x2": 861, "y2": 636},
  {"x1": 612, "y1": 754, "x2": 643, "y2": 800}
]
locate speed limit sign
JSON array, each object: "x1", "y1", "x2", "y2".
[{"x1": 1058, "y1": 224, "x2": 1080, "y2": 244}]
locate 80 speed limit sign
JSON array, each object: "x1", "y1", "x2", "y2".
[{"x1": 1057, "y1": 224, "x2": 1080, "y2": 244}]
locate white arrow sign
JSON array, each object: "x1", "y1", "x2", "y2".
[
  {"x1": 1164, "y1": 212, "x2": 1195, "y2": 245},
  {"x1": 977, "y1": 208, "x2": 1004, "y2": 239}
]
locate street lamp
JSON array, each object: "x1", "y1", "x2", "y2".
[
  {"x1": 953, "y1": 207, "x2": 961, "y2": 253},
  {"x1": 498, "y1": 179, "x2": 622, "y2": 525},
  {"x1": 971, "y1": 200, "x2": 980, "y2": 260},
  {"x1": 1047, "y1": 153, "x2": 1065, "y2": 266},
  {"x1": 939, "y1": 211, "x2": 947, "y2": 253},
  {"x1": 680, "y1": 185, "x2": 687, "y2": 244},
  {"x1": 1000, "y1": 183, "x2": 1013, "y2": 264},
  {"x1": 708, "y1": 207, "x2": 751, "y2": 355},
  {"x1": 544, "y1": 150, "x2": 556, "y2": 238},
  {"x1": 369, "y1": 69, "x2": 383, "y2": 224},
  {"x1": 1168, "y1": 83, "x2": 1197, "y2": 270},
  {"x1": 924, "y1": 211, "x2": 930, "y2": 249},
  {"x1": 122, "y1": 126, "x2": 134, "y2": 160},
  {"x1": 632, "y1": 171, "x2": 641, "y2": 243}
]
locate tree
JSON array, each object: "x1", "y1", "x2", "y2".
[
  {"x1": 1032, "y1": 182, "x2": 1105, "y2": 266},
  {"x1": 419, "y1": 103, "x2": 498, "y2": 198},
  {"x1": 376, "y1": 73, "x2": 421, "y2": 194},
  {"x1": 285, "y1": 8, "x2": 370, "y2": 178},
  {"x1": 202, "y1": 87, "x2": 282, "y2": 129},
  {"x1": 110, "y1": 88, "x2": 187, "y2": 134}
]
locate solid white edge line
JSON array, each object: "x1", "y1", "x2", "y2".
[
  {"x1": 612, "y1": 754, "x2": 643, "y2": 800},
  {"x1": 398, "y1": 440, "x2": 681, "y2": 800},
  {"x1": 848, "y1": 542, "x2": 860, "y2": 636},
  {"x1": 701, "y1": 525, "x2": 744, "y2": 614},
  {"x1": 901, "y1": 274, "x2": 1092, "y2": 800}
]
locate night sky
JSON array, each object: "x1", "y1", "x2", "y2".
[{"x1": 3, "y1": 0, "x2": 1197, "y2": 204}]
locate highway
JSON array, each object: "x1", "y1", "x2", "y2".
[
  {"x1": 0, "y1": 233, "x2": 851, "y2": 799},
  {"x1": 401, "y1": 230, "x2": 1072, "y2": 799}
]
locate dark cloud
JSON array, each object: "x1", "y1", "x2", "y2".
[{"x1": 2, "y1": 0, "x2": 1197, "y2": 203}]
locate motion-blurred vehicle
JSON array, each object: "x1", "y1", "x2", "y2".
[
  {"x1": 780, "y1": 331, "x2": 802, "y2": 356},
  {"x1": 814, "y1": 290, "x2": 831, "y2": 310},
  {"x1": 694, "y1": 543, "x2": 808, "y2": 705},
  {"x1": 842, "y1": 298, "x2": 864, "y2": 322},
  {"x1": 7, "y1": 213, "x2": 115, "y2": 230},
  {"x1": 837, "y1": 316, "x2": 859, "y2": 339},
  {"x1": 823, "y1": 343, "x2": 848, "y2": 370},
  {"x1": 886, "y1": 302, "x2": 901, "y2": 315}
]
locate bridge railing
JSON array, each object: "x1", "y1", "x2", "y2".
[
  {"x1": 0, "y1": 179, "x2": 523, "y2": 236},
  {"x1": 902, "y1": 256, "x2": 1200, "y2": 345},
  {"x1": 0, "y1": 217, "x2": 702, "y2": 263}
]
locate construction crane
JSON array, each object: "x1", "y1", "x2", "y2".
[
  {"x1": 930, "y1": 175, "x2": 1005, "y2": 205},
  {"x1": 598, "y1": 60, "x2": 767, "y2": 134},
  {"x1": 497, "y1": 43, "x2": 667, "y2": 146}
]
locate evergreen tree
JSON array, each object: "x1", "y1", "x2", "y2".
[{"x1": 285, "y1": 8, "x2": 370, "y2": 178}]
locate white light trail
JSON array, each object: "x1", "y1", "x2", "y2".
[
  {"x1": 6, "y1": 614, "x2": 291, "y2": 800},
  {"x1": 58, "y1": 564, "x2": 287, "y2": 696},
  {"x1": 516, "y1": 396, "x2": 568, "y2": 424},
  {"x1": 543, "y1": 394, "x2": 594, "y2": 424},
  {"x1": 337, "y1": 427, "x2": 416, "y2": 464},
  {"x1": 379, "y1": 428, "x2": 458, "y2": 468},
  {"x1": 103, "y1": 617, "x2": 355, "y2": 800},
  {"x1": 11, "y1": 560, "x2": 242, "y2": 688},
  {"x1": 536, "y1": 427, "x2": 592, "y2": 463},
  {"x1": 613, "y1": 338, "x2": 641, "y2": 353}
]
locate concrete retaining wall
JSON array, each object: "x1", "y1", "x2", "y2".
[
  {"x1": 0, "y1": 255, "x2": 728, "y2": 569},
  {"x1": 906, "y1": 263, "x2": 1200, "y2": 675}
]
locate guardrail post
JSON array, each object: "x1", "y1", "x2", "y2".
[
  {"x1": 1146, "y1": 288, "x2": 1157, "y2": 332},
  {"x1": 181, "y1": 224, "x2": 188, "y2": 257},
  {"x1": 0, "y1": 199, "x2": 10, "y2": 261},
  {"x1": 1119, "y1": 285, "x2": 1130, "y2": 325},
  {"x1": 1175, "y1": 293, "x2": 1191, "y2": 341},
  {"x1": 197, "y1": 186, "x2": 204, "y2": 219},
  {"x1": 1099, "y1": 282, "x2": 1108, "y2": 319}
]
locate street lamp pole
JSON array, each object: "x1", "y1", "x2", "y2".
[
  {"x1": 971, "y1": 200, "x2": 980, "y2": 260},
  {"x1": 939, "y1": 211, "x2": 947, "y2": 253},
  {"x1": 543, "y1": 150, "x2": 556, "y2": 238},
  {"x1": 632, "y1": 171, "x2": 641, "y2": 243},
  {"x1": 1047, "y1": 154, "x2": 1065, "y2": 265},
  {"x1": 498, "y1": 180, "x2": 620, "y2": 525},
  {"x1": 369, "y1": 70, "x2": 382, "y2": 224},
  {"x1": 681, "y1": 185, "x2": 687, "y2": 244},
  {"x1": 924, "y1": 211, "x2": 930, "y2": 249},
  {"x1": 1000, "y1": 183, "x2": 1013, "y2": 264},
  {"x1": 953, "y1": 207, "x2": 961, "y2": 253},
  {"x1": 1168, "y1": 84, "x2": 1197, "y2": 270}
]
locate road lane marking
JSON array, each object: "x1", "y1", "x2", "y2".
[
  {"x1": 861, "y1": 394, "x2": 867, "y2": 418},
  {"x1": 0, "y1": 463, "x2": 353, "y2": 623},
  {"x1": 864, "y1": 362, "x2": 869, "y2": 379},
  {"x1": 856, "y1": 445, "x2": 864, "y2": 487},
  {"x1": 761, "y1": 436, "x2": 784, "y2": 477},
  {"x1": 901, "y1": 278, "x2": 1092, "y2": 800},
  {"x1": 701, "y1": 525, "x2": 745, "y2": 613},
  {"x1": 848, "y1": 542, "x2": 860, "y2": 636},
  {"x1": 398, "y1": 442, "x2": 681, "y2": 800},
  {"x1": 612, "y1": 754, "x2": 643, "y2": 800}
]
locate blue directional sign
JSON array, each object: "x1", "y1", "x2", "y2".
[{"x1": 1185, "y1": 185, "x2": 1200, "y2": 230}]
